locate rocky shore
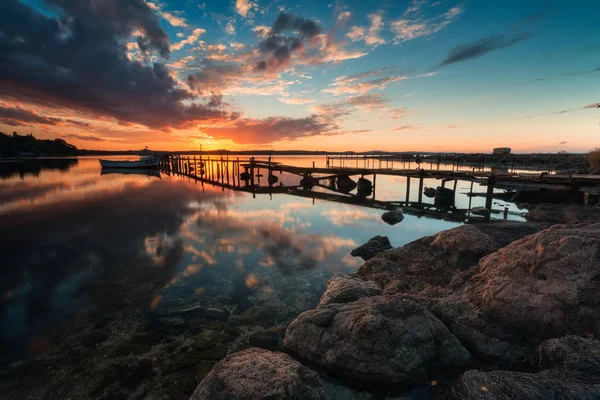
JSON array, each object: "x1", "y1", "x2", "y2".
[
  {"x1": 195, "y1": 209, "x2": 600, "y2": 399},
  {"x1": 1, "y1": 206, "x2": 599, "y2": 399}
]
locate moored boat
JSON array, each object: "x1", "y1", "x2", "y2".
[{"x1": 99, "y1": 155, "x2": 159, "y2": 169}]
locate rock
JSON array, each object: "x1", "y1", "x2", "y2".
[
  {"x1": 463, "y1": 223, "x2": 600, "y2": 338},
  {"x1": 248, "y1": 331, "x2": 280, "y2": 351},
  {"x1": 358, "y1": 224, "x2": 500, "y2": 292},
  {"x1": 166, "y1": 345, "x2": 229, "y2": 372},
  {"x1": 156, "y1": 316, "x2": 187, "y2": 327},
  {"x1": 204, "y1": 308, "x2": 230, "y2": 321},
  {"x1": 470, "y1": 207, "x2": 490, "y2": 217},
  {"x1": 526, "y1": 203, "x2": 600, "y2": 224},
  {"x1": 239, "y1": 305, "x2": 279, "y2": 326},
  {"x1": 81, "y1": 330, "x2": 110, "y2": 347},
  {"x1": 381, "y1": 210, "x2": 404, "y2": 225},
  {"x1": 450, "y1": 369, "x2": 600, "y2": 400},
  {"x1": 191, "y1": 348, "x2": 326, "y2": 399},
  {"x1": 191, "y1": 330, "x2": 237, "y2": 350},
  {"x1": 318, "y1": 275, "x2": 382, "y2": 307},
  {"x1": 351, "y1": 236, "x2": 393, "y2": 261},
  {"x1": 435, "y1": 223, "x2": 600, "y2": 367},
  {"x1": 284, "y1": 295, "x2": 472, "y2": 390},
  {"x1": 533, "y1": 335, "x2": 600, "y2": 377}
]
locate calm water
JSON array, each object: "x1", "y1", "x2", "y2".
[{"x1": 0, "y1": 156, "x2": 525, "y2": 367}]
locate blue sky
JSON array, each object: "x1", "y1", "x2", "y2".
[{"x1": 0, "y1": 0, "x2": 598, "y2": 151}]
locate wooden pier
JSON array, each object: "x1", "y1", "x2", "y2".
[{"x1": 159, "y1": 154, "x2": 600, "y2": 220}]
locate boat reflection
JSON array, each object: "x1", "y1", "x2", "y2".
[{"x1": 100, "y1": 168, "x2": 161, "y2": 178}]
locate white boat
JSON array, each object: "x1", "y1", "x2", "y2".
[{"x1": 99, "y1": 156, "x2": 159, "y2": 169}]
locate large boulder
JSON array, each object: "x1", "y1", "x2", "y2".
[
  {"x1": 436, "y1": 223, "x2": 600, "y2": 367},
  {"x1": 190, "y1": 348, "x2": 326, "y2": 400},
  {"x1": 351, "y1": 236, "x2": 393, "y2": 261},
  {"x1": 318, "y1": 275, "x2": 382, "y2": 308},
  {"x1": 284, "y1": 295, "x2": 472, "y2": 390},
  {"x1": 358, "y1": 223, "x2": 544, "y2": 294},
  {"x1": 357, "y1": 225, "x2": 499, "y2": 293},
  {"x1": 451, "y1": 336, "x2": 600, "y2": 399},
  {"x1": 464, "y1": 223, "x2": 600, "y2": 338}
]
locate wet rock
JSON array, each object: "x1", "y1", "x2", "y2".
[
  {"x1": 92, "y1": 359, "x2": 155, "y2": 395},
  {"x1": 196, "y1": 361, "x2": 216, "y2": 381},
  {"x1": 166, "y1": 345, "x2": 229, "y2": 373},
  {"x1": 381, "y1": 210, "x2": 404, "y2": 225},
  {"x1": 204, "y1": 308, "x2": 230, "y2": 321},
  {"x1": 284, "y1": 295, "x2": 472, "y2": 390},
  {"x1": 470, "y1": 207, "x2": 490, "y2": 217},
  {"x1": 248, "y1": 331, "x2": 280, "y2": 351},
  {"x1": 450, "y1": 369, "x2": 600, "y2": 400},
  {"x1": 351, "y1": 236, "x2": 393, "y2": 261},
  {"x1": 526, "y1": 203, "x2": 600, "y2": 224},
  {"x1": 318, "y1": 275, "x2": 382, "y2": 307},
  {"x1": 81, "y1": 330, "x2": 110, "y2": 347},
  {"x1": 132, "y1": 330, "x2": 162, "y2": 346},
  {"x1": 191, "y1": 330, "x2": 236, "y2": 350},
  {"x1": 156, "y1": 316, "x2": 187, "y2": 328},
  {"x1": 191, "y1": 348, "x2": 326, "y2": 399},
  {"x1": 239, "y1": 305, "x2": 279, "y2": 326}
]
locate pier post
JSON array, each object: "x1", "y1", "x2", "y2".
[
  {"x1": 418, "y1": 170, "x2": 424, "y2": 205},
  {"x1": 485, "y1": 174, "x2": 496, "y2": 215},
  {"x1": 405, "y1": 177, "x2": 411, "y2": 205}
]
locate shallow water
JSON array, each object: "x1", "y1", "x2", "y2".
[{"x1": 0, "y1": 155, "x2": 525, "y2": 369}]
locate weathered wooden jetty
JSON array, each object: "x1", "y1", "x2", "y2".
[{"x1": 159, "y1": 154, "x2": 600, "y2": 220}]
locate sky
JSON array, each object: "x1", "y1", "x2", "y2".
[{"x1": 0, "y1": 0, "x2": 598, "y2": 152}]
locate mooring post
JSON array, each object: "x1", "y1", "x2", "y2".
[
  {"x1": 418, "y1": 170, "x2": 424, "y2": 205},
  {"x1": 485, "y1": 174, "x2": 496, "y2": 214},
  {"x1": 373, "y1": 173, "x2": 377, "y2": 200}
]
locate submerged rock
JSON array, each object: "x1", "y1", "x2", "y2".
[
  {"x1": 191, "y1": 348, "x2": 326, "y2": 399},
  {"x1": 248, "y1": 331, "x2": 280, "y2": 351},
  {"x1": 350, "y1": 236, "x2": 393, "y2": 261},
  {"x1": 318, "y1": 275, "x2": 382, "y2": 307},
  {"x1": 284, "y1": 295, "x2": 471, "y2": 390},
  {"x1": 381, "y1": 210, "x2": 404, "y2": 225},
  {"x1": 470, "y1": 206, "x2": 490, "y2": 217},
  {"x1": 191, "y1": 330, "x2": 237, "y2": 350}
]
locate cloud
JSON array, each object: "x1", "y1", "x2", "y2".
[
  {"x1": 161, "y1": 11, "x2": 187, "y2": 27},
  {"x1": 324, "y1": 73, "x2": 408, "y2": 95},
  {"x1": 337, "y1": 11, "x2": 351, "y2": 23},
  {"x1": 388, "y1": 107, "x2": 409, "y2": 119},
  {"x1": 226, "y1": 21, "x2": 236, "y2": 35},
  {"x1": 252, "y1": 25, "x2": 271, "y2": 38},
  {"x1": 199, "y1": 113, "x2": 340, "y2": 144},
  {"x1": 345, "y1": 12, "x2": 385, "y2": 47},
  {"x1": 0, "y1": 106, "x2": 62, "y2": 126},
  {"x1": 391, "y1": 5, "x2": 463, "y2": 43},
  {"x1": 278, "y1": 97, "x2": 316, "y2": 105},
  {"x1": 391, "y1": 124, "x2": 419, "y2": 131},
  {"x1": 0, "y1": 0, "x2": 234, "y2": 130},
  {"x1": 62, "y1": 134, "x2": 106, "y2": 142},
  {"x1": 170, "y1": 28, "x2": 206, "y2": 51},
  {"x1": 558, "y1": 141, "x2": 568, "y2": 145},
  {"x1": 583, "y1": 103, "x2": 600, "y2": 109},
  {"x1": 346, "y1": 94, "x2": 388, "y2": 111},
  {"x1": 235, "y1": 0, "x2": 255, "y2": 18},
  {"x1": 230, "y1": 42, "x2": 245, "y2": 50},
  {"x1": 436, "y1": 33, "x2": 532, "y2": 68},
  {"x1": 346, "y1": 26, "x2": 366, "y2": 41}
]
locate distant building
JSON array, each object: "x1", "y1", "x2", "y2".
[{"x1": 493, "y1": 147, "x2": 511, "y2": 155}]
